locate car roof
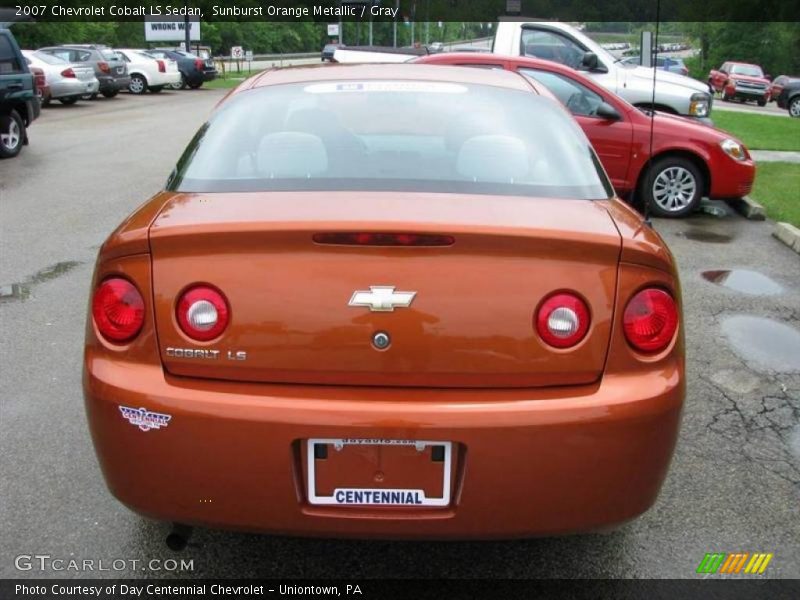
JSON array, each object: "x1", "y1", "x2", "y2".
[{"x1": 241, "y1": 63, "x2": 534, "y2": 94}]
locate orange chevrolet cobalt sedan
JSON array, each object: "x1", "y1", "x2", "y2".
[{"x1": 84, "y1": 65, "x2": 684, "y2": 542}]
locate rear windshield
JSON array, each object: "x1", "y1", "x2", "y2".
[
  {"x1": 32, "y1": 51, "x2": 67, "y2": 65},
  {"x1": 168, "y1": 80, "x2": 612, "y2": 199}
]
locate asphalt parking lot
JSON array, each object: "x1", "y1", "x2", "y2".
[{"x1": 1, "y1": 90, "x2": 798, "y2": 579}]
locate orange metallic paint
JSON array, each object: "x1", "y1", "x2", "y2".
[{"x1": 83, "y1": 66, "x2": 684, "y2": 538}]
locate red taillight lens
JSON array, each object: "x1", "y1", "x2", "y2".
[
  {"x1": 98, "y1": 61, "x2": 110, "y2": 73},
  {"x1": 176, "y1": 285, "x2": 229, "y2": 341},
  {"x1": 92, "y1": 278, "x2": 145, "y2": 343},
  {"x1": 157, "y1": 59, "x2": 165, "y2": 73},
  {"x1": 312, "y1": 232, "x2": 454, "y2": 246},
  {"x1": 623, "y1": 288, "x2": 679, "y2": 353},
  {"x1": 195, "y1": 58, "x2": 204, "y2": 70},
  {"x1": 535, "y1": 292, "x2": 590, "y2": 348},
  {"x1": 60, "y1": 68, "x2": 76, "y2": 78}
]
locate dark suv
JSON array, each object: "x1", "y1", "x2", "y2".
[
  {"x1": 1, "y1": 28, "x2": 39, "y2": 158},
  {"x1": 38, "y1": 45, "x2": 130, "y2": 98}
]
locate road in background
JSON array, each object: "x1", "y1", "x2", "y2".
[{"x1": 1, "y1": 90, "x2": 798, "y2": 579}]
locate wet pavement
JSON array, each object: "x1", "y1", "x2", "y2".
[{"x1": 1, "y1": 90, "x2": 799, "y2": 580}]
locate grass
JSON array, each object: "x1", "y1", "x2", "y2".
[
  {"x1": 749, "y1": 162, "x2": 800, "y2": 227},
  {"x1": 712, "y1": 111, "x2": 800, "y2": 151},
  {"x1": 203, "y1": 70, "x2": 258, "y2": 90}
]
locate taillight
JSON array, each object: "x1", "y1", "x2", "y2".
[
  {"x1": 535, "y1": 292, "x2": 590, "y2": 349},
  {"x1": 176, "y1": 285, "x2": 229, "y2": 341},
  {"x1": 312, "y1": 232, "x2": 454, "y2": 246},
  {"x1": 157, "y1": 59, "x2": 166, "y2": 73},
  {"x1": 60, "y1": 68, "x2": 76, "y2": 78},
  {"x1": 195, "y1": 58, "x2": 204, "y2": 70},
  {"x1": 98, "y1": 61, "x2": 110, "y2": 73},
  {"x1": 92, "y1": 278, "x2": 145, "y2": 343},
  {"x1": 623, "y1": 288, "x2": 679, "y2": 353}
]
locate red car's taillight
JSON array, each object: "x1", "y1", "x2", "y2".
[
  {"x1": 623, "y1": 288, "x2": 679, "y2": 353},
  {"x1": 60, "y1": 68, "x2": 76, "y2": 78},
  {"x1": 98, "y1": 61, "x2": 111, "y2": 74},
  {"x1": 92, "y1": 278, "x2": 145, "y2": 343},
  {"x1": 535, "y1": 292, "x2": 590, "y2": 349},
  {"x1": 157, "y1": 59, "x2": 166, "y2": 73},
  {"x1": 194, "y1": 58, "x2": 204, "y2": 70},
  {"x1": 176, "y1": 285, "x2": 229, "y2": 341}
]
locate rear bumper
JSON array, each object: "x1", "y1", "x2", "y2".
[
  {"x1": 51, "y1": 78, "x2": 99, "y2": 98},
  {"x1": 84, "y1": 353, "x2": 684, "y2": 539}
]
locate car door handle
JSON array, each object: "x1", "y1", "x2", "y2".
[{"x1": 8, "y1": 83, "x2": 23, "y2": 90}]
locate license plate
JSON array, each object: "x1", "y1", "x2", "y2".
[
  {"x1": 116, "y1": 67, "x2": 124, "y2": 74},
  {"x1": 306, "y1": 439, "x2": 452, "y2": 507}
]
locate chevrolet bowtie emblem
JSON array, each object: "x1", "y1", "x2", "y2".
[{"x1": 348, "y1": 286, "x2": 417, "y2": 312}]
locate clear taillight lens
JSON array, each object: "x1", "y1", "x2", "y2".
[
  {"x1": 176, "y1": 285, "x2": 229, "y2": 341},
  {"x1": 535, "y1": 292, "x2": 590, "y2": 348}
]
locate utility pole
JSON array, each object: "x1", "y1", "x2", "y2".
[
  {"x1": 393, "y1": 0, "x2": 398, "y2": 47},
  {"x1": 184, "y1": 0, "x2": 190, "y2": 52}
]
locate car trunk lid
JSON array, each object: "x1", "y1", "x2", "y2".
[{"x1": 149, "y1": 192, "x2": 621, "y2": 388}]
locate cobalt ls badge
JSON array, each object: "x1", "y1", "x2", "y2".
[{"x1": 119, "y1": 406, "x2": 171, "y2": 432}]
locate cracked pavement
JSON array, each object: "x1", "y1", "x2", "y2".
[{"x1": 1, "y1": 90, "x2": 799, "y2": 579}]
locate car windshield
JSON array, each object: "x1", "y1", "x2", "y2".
[
  {"x1": 168, "y1": 80, "x2": 611, "y2": 199},
  {"x1": 730, "y1": 64, "x2": 763, "y2": 77}
]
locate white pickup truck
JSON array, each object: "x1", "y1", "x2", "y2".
[{"x1": 492, "y1": 21, "x2": 712, "y2": 122}]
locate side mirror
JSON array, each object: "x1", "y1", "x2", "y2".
[
  {"x1": 596, "y1": 102, "x2": 621, "y2": 121},
  {"x1": 581, "y1": 52, "x2": 599, "y2": 71}
]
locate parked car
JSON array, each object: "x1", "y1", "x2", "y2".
[
  {"x1": 776, "y1": 79, "x2": 800, "y2": 118},
  {"x1": 321, "y1": 43, "x2": 342, "y2": 62},
  {"x1": 417, "y1": 53, "x2": 755, "y2": 218},
  {"x1": 768, "y1": 75, "x2": 799, "y2": 103},
  {"x1": 30, "y1": 66, "x2": 47, "y2": 105},
  {"x1": 492, "y1": 21, "x2": 713, "y2": 121},
  {"x1": 0, "y1": 28, "x2": 39, "y2": 158},
  {"x1": 622, "y1": 55, "x2": 689, "y2": 76},
  {"x1": 84, "y1": 64, "x2": 684, "y2": 540},
  {"x1": 146, "y1": 49, "x2": 217, "y2": 89},
  {"x1": 21, "y1": 50, "x2": 99, "y2": 105},
  {"x1": 115, "y1": 48, "x2": 180, "y2": 94},
  {"x1": 37, "y1": 45, "x2": 130, "y2": 99},
  {"x1": 708, "y1": 62, "x2": 770, "y2": 106}
]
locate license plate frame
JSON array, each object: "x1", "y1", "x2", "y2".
[{"x1": 306, "y1": 438, "x2": 453, "y2": 507}]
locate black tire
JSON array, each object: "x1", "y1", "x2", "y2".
[
  {"x1": 0, "y1": 110, "x2": 25, "y2": 159},
  {"x1": 82, "y1": 93, "x2": 99, "y2": 100},
  {"x1": 59, "y1": 97, "x2": 79, "y2": 105},
  {"x1": 128, "y1": 74, "x2": 148, "y2": 95},
  {"x1": 101, "y1": 89, "x2": 119, "y2": 98},
  {"x1": 757, "y1": 98, "x2": 767, "y2": 107},
  {"x1": 788, "y1": 96, "x2": 800, "y2": 118},
  {"x1": 722, "y1": 88, "x2": 733, "y2": 102},
  {"x1": 640, "y1": 156, "x2": 704, "y2": 219},
  {"x1": 188, "y1": 81, "x2": 203, "y2": 89},
  {"x1": 149, "y1": 85, "x2": 164, "y2": 93}
]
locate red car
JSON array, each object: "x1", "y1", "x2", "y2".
[
  {"x1": 708, "y1": 62, "x2": 771, "y2": 106},
  {"x1": 418, "y1": 53, "x2": 756, "y2": 218}
]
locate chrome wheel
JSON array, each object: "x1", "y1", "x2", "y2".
[
  {"x1": 790, "y1": 98, "x2": 800, "y2": 118},
  {"x1": 652, "y1": 166, "x2": 697, "y2": 212},
  {"x1": 1, "y1": 118, "x2": 20, "y2": 151}
]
